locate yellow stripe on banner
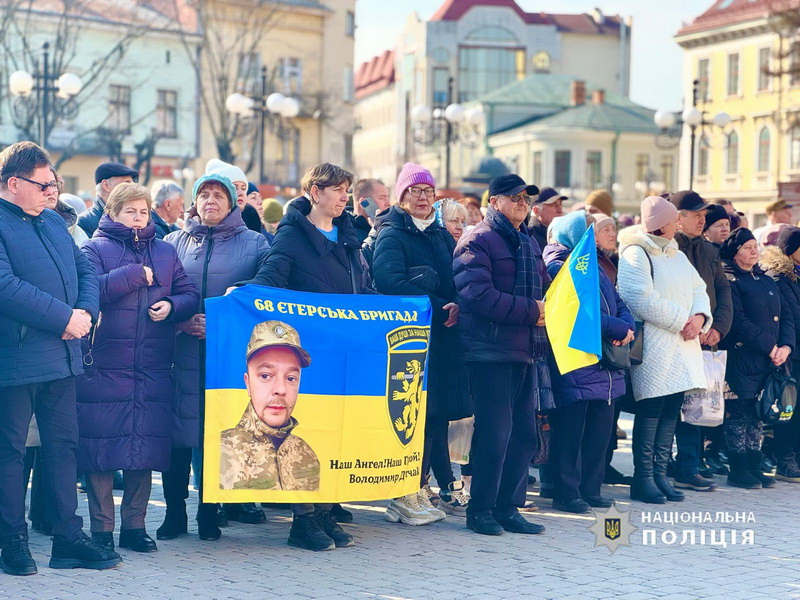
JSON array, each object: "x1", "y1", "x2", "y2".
[
  {"x1": 545, "y1": 264, "x2": 599, "y2": 375},
  {"x1": 203, "y1": 389, "x2": 426, "y2": 503}
]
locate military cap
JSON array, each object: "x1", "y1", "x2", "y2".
[{"x1": 246, "y1": 320, "x2": 311, "y2": 367}]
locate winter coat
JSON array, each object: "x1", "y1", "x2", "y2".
[
  {"x1": 243, "y1": 196, "x2": 370, "y2": 294},
  {"x1": 54, "y1": 200, "x2": 90, "y2": 246},
  {"x1": 151, "y1": 210, "x2": 179, "y2": 240},
  {"x1": 165, "y1": 208, "x2": 270, "y2": 448},
  {"x1": 675, "y1": 231, "x2": 733, "y2": 341},
  {"x1": 0, "y1": 199, "x2": 99, "y2": 387},
  {"x1": 77, "y1": 216, "x2": 199, "y2": 472},
  {"x1": 543, "y1": 243, "x2": 633, "y2": 406},
  {"x1": 760, "y1": 245, "x2": 800, "y2": 368},
  {"x1": 453, "y1": 219, "x2": 550, "y2": 364},
  {"x1": 721, "y1": 258, "x2": 795, "y2": 399},
  {"x1": 77, "y1": 196, "x2": 105, "y2": 238},
  {"x1": 528, "y1": 218, "x2": 548, "y2": 252},
  {"x1": 371, "y1": 205, "x2": 468, "y2": 419},
  {"x1": 617, "y1": 226, "x2": 712, "y2": 401}
]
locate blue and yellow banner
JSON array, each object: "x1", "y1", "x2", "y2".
[
  {"x1": 203, "y1": 285, "x2": 432, "y2": 503},
  {"x1": 544, "y1": 225, "x2": 602, "y2": 375}
]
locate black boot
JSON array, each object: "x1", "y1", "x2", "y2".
[
  {"x1": 726, "y1": 452, "x2": 761, "y2": 489},
  {"x1": 287, "y1": 515, "x2": 335, "y2": 551},
  {"x1": 119, "y1": 529, "x2": 157, "y2": 553},
  {"x1": 90, "y1": 532, "x2": 115, "y2": 552},
  {"x1": 630, "y1": 416, "x2": 667, "y2": 504},
  {"x1": 156, "y1": 508, "x2": 187, "y2": 540},
  {"x1": 330, "y1": 503, "x2": 353, "y2": 523},
  {"x1": 160, "y1": 455, "x2": 191, "y2": 538},
  {"x1": 1, "y1": 535, "x2": 37, "y2": 576},
  {"x1": 315, "y1": 510, "x2": 355, "y2": 547},
  {"x1": 653, "y1": 415, "x2": 685, "y2": 502},
  {"x1": 196, "y1": 503, "x2": 222, "y2": 541},
  {"x1": 603, "y1": 465, "x2": 634, "y2": 486},
  {"x1": 49, "y1": 533, "x2": 122, "y2": 570},
  {"x1": 776, "y1": 454, "x2": 800, "y2": 482},
  {"x1": 216, "y1": 504, "x2": 229, "y2": 527},
  {"x1": 747, "y1": 450, "x2": 776, "y2": 488},
  {"x1": 233, "y1": 503, "x2": 266, "y2": 524}
]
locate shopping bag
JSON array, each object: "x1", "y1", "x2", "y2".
[
  {"x1": 681, "y1": 350, "x2": 726, "y2": 427},
  {"x1": 448, "y1": 416, "x2": 474, "y2": 465}
]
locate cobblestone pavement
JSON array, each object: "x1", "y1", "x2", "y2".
[{"x1": 7, "y1": 416, "x2": 800, "y2": 600}]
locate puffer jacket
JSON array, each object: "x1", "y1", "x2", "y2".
[
  {"x1": 165, "y1": 208, "x2": 270, "y2": 448},
  {"x1": 78, "y1": 216, "x2": 199, "y2": 472},
  {"x1": 760, "y1": 245, "x2": 800, "y2": 366},
  {"x1": 617, "y1": 226, "x2": 712, "y2": 401}
]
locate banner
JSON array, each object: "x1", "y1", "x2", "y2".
[{"x1": 203, "y1": 285, "x2": 432, "y2": 503}]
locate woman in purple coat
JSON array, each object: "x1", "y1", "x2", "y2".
[{"x1": 78, "y1": 183, "x2": 199, "y2": 554}]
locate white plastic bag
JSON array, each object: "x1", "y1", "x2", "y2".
[
  {"x1": 681, "y1": 350, "x2": 727, "y2": 427},
  {"x1": 448, "y1": 416, "x2": 474, "y2": 465}
]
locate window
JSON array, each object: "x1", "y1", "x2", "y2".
[
  {"x1": 156, "y1": 90, "x2": 177, "y2": 138},
  {"x1": 660, "y1": 155, "x2": 674, "y2": 190},
  {"x1": 554, "y1": 151, "x2": 571, "y2": 187},
  {"x1": 61, "y1": 176, "x2": 78, "y2": 194},
  {"x1": 726, "y1": 131, "x2": 739, "y2": 174},
  {"x1": 109, "y1": 85, "x2": 131, "y2": 133},
  {"x1": 345, "y1": 11, "x2": 355, "y2": 37},
  {"x1": 698, "y1": 135, "x2": 710, "y2": 176},
  {"x1": 343, "y1": 66, "x2": 354, "y2": 102},
  {"x1": 758, "y1": 47, "x2": 771, "y2": 91},
  {"x1": 790, "y1": 127, "x2": 800, "y2": 170},
  {"x1": 585, "y1": 151, "x2": 602, "y2": 188},
  {"x1": 279, "y1": 57, "x2": 302, "y2": 94},
  {"x1": 532, "y1": 151, "x2": 542, "y2": 186},
  {"x1": 727, "y1": 53, "x2": 739, "y2": 96},
  {"x1": 465, "y1": 26, "x2": 517, "y2": 42},
  {"x1": 758, "y1": 127, "x2": 771, "y2": 172},
  {"x1": 457, "y1": 47, "x2": 526, "y2": 102},
  {"x1": 432, "y1": 68, "x2": 449, "y2": 106},
  {"x1": 697, "y1": 58, "x2": 710, "y2": 102},
  {"x1": 635, "y1": 153, "x2": 650, "y2": 182}
]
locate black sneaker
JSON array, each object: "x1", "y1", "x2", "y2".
[
  {"x1": 583, "y1": 495, "x2": 614, "y2": 508},
  {"x1": 673, "y1": 473, "x2": 718, "y2": 491},
  {"x1": 225, "y1": 503, "x2": 266, "y2": 524},
  {"x1": 287, "y1": 515, "x2": 335, "y2": 551},
  {"x1": 776, "y1": 461, "x2": 800, "y2": 483},
  {"x1": 315, "y1": 510, "x2": 354, "y2": 548},
  {"x1": 494, "y1": 511, "x2": 545, "y2": 535},
  {"x1": 119, "y1": 529, "x2": 157, "y2": 553},
  {"x1": 49, "y1": 533, "x2": 122, "y2": 570},
  {"x1": 90, "y1": 532, "x2": 115, "y2": 552},
  {"x1": 704, "y1": 454, "x2": 730, "y2": 475},
  {"x1": 553, "y1": 498, "x2": 591, "y2": 514},
  {"x1": 215, "y1": 504, "x2": 229, "y2": 528},
  {"x1": 466, "y1": 512, "x2": 504, "y2": 536},
  {"x1": 1, "y1": 536, "x2": 37, "y2": 576},
  {"x1": 603, "y1": 466, "x2": 633, "y2": 486},
  {"x1": 330, "y1": 503, "x2": 353, "y2": 523}
]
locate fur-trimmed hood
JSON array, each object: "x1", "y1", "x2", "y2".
[
  {"x1": 759, "y1": 245, "x2": 797, "y2": 281},
  {"x1": 617, "y1": 224, "x2": 679, "y2": 259}
]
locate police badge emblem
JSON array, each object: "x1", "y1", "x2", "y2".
[{"x1": 589, "y1": 505, "x2": 637, "y2": 553}]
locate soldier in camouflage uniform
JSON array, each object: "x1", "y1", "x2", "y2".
[{"x1": 219, "y1": 320, "x2": 319, "y2": 491}]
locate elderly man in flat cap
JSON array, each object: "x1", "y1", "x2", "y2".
[{"x1": 77, "y1": 162, "x2": 138, "y2": 237}]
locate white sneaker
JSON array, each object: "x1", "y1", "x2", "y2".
[
  {"x1": 420, "y1": 484, "x2": 440, "y2": 506},
  {"x1": 417, "y1": 489, "x2": 446, "y2": 522},
  {"x1": 384, "y1": 493, "x2": 438, "y2": 526},
  {"x1": 438, "y1": 480, "x2": 469, "y2": 517}
]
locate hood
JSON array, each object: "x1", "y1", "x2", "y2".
[
  {"x1": 543, "y1": 242, "x2": 571, "y2": 267},
  {"x1": 617, "y1": 225, "x2": 678, "y2": 259},
  {"x1": 279, "y1": 196, "x2": 361, "y2": 252},
  {"x1": 550, "y1": 210, "x2": 587, "y2": 250},
  {"x1": 759, "y1": 245, "x2": 797, "y2": 281},
  {"x1": 95, "y1": 214, "x2": 156, "y2": 249},
  {"x1": 185, "y1": 206, "x2": 248, "y2": 241}
]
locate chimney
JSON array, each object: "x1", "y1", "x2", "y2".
[
  {"x1": 592, "y1": 89, "x2": 605, "y2": 105},
  {"x1": 570, "y1": 80, "x2": 586, "y2": 106}
]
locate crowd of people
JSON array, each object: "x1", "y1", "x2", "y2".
[{"x1": 2, "y1": 139, "x2": 800, "y2": 577}]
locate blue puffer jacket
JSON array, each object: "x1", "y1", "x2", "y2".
[
  {"x1": 77, "y1": 217, "x2": 199, "y2": 472},
  {"x1": 543, "y1": 242, "x2": 633, "y2": 406},
  {"x1": 165, "y1": 208, "x2": 270, "y2": 448},
  {"x1": 0, "y1": 199, "x2": 99, "y2": 387}
]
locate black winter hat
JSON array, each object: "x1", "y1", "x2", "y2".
[
  {"x1": 703, "y1": 205, "x2": 731, "y2": 232},
  {"x1": 777, "y1": 226, "x2": 800, "y2": 257},
  {"x1": 719, "y1": 227, "x2": 756, "y2": 260}
]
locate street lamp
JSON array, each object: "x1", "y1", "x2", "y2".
[
  {"x1": 8, "y1": 42, "x2": 82, "y2": 146},
  {"x1": 411, "y1": 76, "x2": 483, "y2": 189},
  {"x1": 225, "y1": 67, "x2": 301, "y2": 184},
  {"x1": 653, "y1": 79, "x2": 731, "y2": 189}
]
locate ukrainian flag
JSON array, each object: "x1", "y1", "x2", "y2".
[{"x1": 545, "y1": 225, "x2": 602, "y2": 375}]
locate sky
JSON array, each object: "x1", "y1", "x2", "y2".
[{"x1": 354, "y1": 0, "x2": 712, "y2": 111}]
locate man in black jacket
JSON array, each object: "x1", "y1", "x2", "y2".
[
  {"x1": 77, "y1": 162, "x2": 138, "y2": 238},
  {"x1": 671, "y1": 190, "x2": 734, "y2": 492},
  {"x1": 527, "y1": 187, "x2": 565, "y2": 250}
]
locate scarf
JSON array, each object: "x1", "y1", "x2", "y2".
[
  {"x1": 411, "y1": 213, "x2": 436, "y2": 232},
  {"x1": 486, "y1": 206, "x2": 547, "y2": 358}
]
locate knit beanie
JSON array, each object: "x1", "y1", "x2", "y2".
[
  {"x1": 395, "y1": 163, "x2": 435, "y2": 203},
  {"x1": 247, "y1": 182, "x2": 259, "y2": 195},
  {"x1": 205, "y1": 158, "x2": 247, "y2": 186},
  {"x1": 591, "y1": 212, "x2": 614, "y2": 232},
  {"x1": 719, "y1": 227, "x2": 756, "y2": 260},
  {"x1": 551, "y1": 210, "x2": 588, "y2": 250},
  {"x1": 261, "y1": 199, "x2": 283, "y2": 224},
  {"x1": 192, "y1": 173, "x2": 237, "y2": 208},
  {"x1": 585, "y1": 189, "x2": 613, "y2": 217},
  {"x1": 777, "y1": 226, "x2": 800, "y2": 257},
  {"x1": 641, "y1": 195, "x2": 678, "y2": 233},
  {"x1": 703, "y1": 204, "x2": 731, "y2": 232}
]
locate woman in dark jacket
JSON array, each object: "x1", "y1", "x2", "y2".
[
  {"x1": 543, "y1": 211, "x2": 634, "y2": 513},
  {"x1": 758, "y1": 227, "x2": 800, "y2": 483},
  {"x1": 79, "y1": 183, "x2": 199, "y2": 553},
  {"x1": 720, "y1": 228, "x2": 794, "y2": 489},
  {"x1": 371, "y1": 163, "x2": 469, "y2": 524},
  {"x1": 163, "y1": 173, "x2": 270, "y2": 542},
  {"x1": 241, "y1": 163, "x2": 363, "y2": 552}
]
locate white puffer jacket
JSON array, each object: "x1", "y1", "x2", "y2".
[{"x1": 617, "y1": 226, "x2": 712, "y2": 401}]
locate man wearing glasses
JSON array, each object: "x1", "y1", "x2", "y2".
[
  {"x1": 453, "y1": 174, "x2": 549, "y2": 537},
  {"x1": 0, "y1": 142, "x2": 121, "y2": 575},
  {"x1": 77, "y1": 162, "x2": 138, "y2": 238}
]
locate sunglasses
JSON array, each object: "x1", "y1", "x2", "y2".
[
  {"x1": 501, "y1": 193, "x2": 534, "y2": 206},
  {"x1": 15, "y1": 176, "x2": 59, "y2": 193}
]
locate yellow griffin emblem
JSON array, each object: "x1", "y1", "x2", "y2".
[
  {"x1": 605, "y1": 518, "x2": 621, "y2": 541},
  {"x1": 392, "y1": 359, "x2": 423, "y2": 440},
  {"x1": 574, "y1": 253, "x2": 590, "y2": 275}
]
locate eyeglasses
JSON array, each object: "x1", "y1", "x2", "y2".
[
  {"x1": 407, "y1": 186, "x2": 436, "y2": 198},
  {"x1": 501, "y1": 193, "x2": 534, "y2": 206},
  {"x1": 15, "y1": 176, "x2": 59, "y2": 193}
]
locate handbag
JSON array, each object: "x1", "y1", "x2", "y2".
[
  {"x1": 756, "y1": 364, "x2": 797, "y2": 424},
  {"x1": 600, "y1": 284, "x2": 643, "y2": 370},
  {"x1": 681, "y1": 350, "x2": 727, "y2": 427},
  {"x1": 531, "y1": 412, "x2": 551, "y2": 465}
]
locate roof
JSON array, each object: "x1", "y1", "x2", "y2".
[
  {"x1": 475, "y1": 72, "x2": 637, "y2": 108},
  {"x1": 355, "y1": 50, "x2": 396, "y2": 99},
  {"x1": 676, "y1": 0, "x2": 794, "y2": 37},
  {"x1": 430, "y1": 0, "x2": 622, "y2": 34},
  {"x1": 15, "y1": 0, "x2": 197, "y2": 32},
  {"x1": 495, "y1": 102, "x2": 659, "y2": 136}
]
